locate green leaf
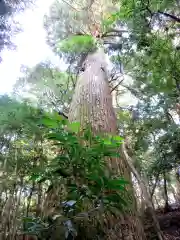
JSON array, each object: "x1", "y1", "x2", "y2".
[
  {"x1": 102, "y1": 134, "x2": 123, "y2": 145},
  {"x1": 112, "y1": 135, "x2": 124, "y2": 143},
  {"x1": 40, "y1": 117, "x2": 59, "y2": 128},
  {"x1": 23, "y1": 217, "x2": 34, "y2": 222},
  {"x1": 28, "y1": 173, "x2": 41, "y2": 181},
  {"x1": 111, "y1": 178, "x2": 129, "y2": 186},
  {"x1": 68, "y1": 122, "x2": 80, "y2": 133},
  {"x1": 47, "y1": 132, "x2": 66, "y2": 142},
  {"x1": 103, "y1": 139, "x2": 112, "y2": 145}
]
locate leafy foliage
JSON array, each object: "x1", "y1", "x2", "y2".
[
  {"x1": 14, "y1": 63, "x2": 76, "y2": 114},
  {"x1": 0, "y1": 95, "x2": 129, "y2": 239},
  {"x1": 58, "y1": 35, "x2": 97, "y2": 54},
  {"x1": 27, "y1": 114, "x2": 129, "y2": 238}
]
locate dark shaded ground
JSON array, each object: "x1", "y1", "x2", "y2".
[
  {"x1": 145, "y1": 206, "x2": 180, "y2": 239},
  {"x1": 159, "y1": 211, "x2": 180, "y2": 239}
]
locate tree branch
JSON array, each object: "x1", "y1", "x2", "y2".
[
  {"x1": 50, "y1": 100, "x2": 68, "y2": 119},
  {"x1": 110, "y1": 79, "x2": 124, "y2": 93},
  {"x1": 102, "y1": 29, "x2": 128, "y2": 38},
  {"x1": 58, "y1": 111, "x2": 68, "y2": 119},
  {"x1": 157, "y1": 11, "x2": 180, "y2": 23},
  {"x1": 62, "y1": 0, "x2": 80, "y2": 11}
]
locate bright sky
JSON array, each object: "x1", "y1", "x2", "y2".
[
  {"x1": 0, "y1": 0, "x2": 57, "y2": 94},
  {"x1": 0, "y1": 0, "x2": 136, "y2": 107}
]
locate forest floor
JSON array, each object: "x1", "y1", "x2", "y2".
[
  {"x1": 158, "y1": 210, "x2": 180, "y2": 239},
  {"x1": 145, "y1": 206, "x2": 180, "y2": 239}
]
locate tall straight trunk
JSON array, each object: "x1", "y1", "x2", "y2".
[
  {"x1": 26, "y1": 181, "x2": 35, "y2": 218},
  {"x1": 36, "y1": 183, "x2": 42, "y2": 217},
  {"x1": 150, "y1": 172, "x2": 160, "y2": 198},
  {"x1": 154, "y1": 195, "x2": 160, "y2": 209},
  {"x1": 11, "y1": 179, "x2": 23, "y2": 240},
  {"x1": 163, "y1": 171, "x2": 169, "y2": 212},
  {"x1": 169, "y1": 183, "x2": 179, "y2": 203},
  {"x1": 0, "y1": 148, "x2": 18, "y2": 239},
  {"x1": 175, "y1": 167, "x2": 180, "y2": 202},
  {"x1": 1, "y1": 191, "x2": 14, "y2": 239},
  {"x1": 68, "y1": 49, "x2": 146, "y2": 240}
]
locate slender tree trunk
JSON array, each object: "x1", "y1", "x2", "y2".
[
  {"x1": 1, "y1": 191, "x2": 14, "y2": 240},
  {"x1": 68, "y1": 49, "x2": 146, "y2": 240},
  {"x1": 140, "y1": 190, "x2": 146, "y2": 215},
  {"x1": 36, "y1": 183, "x2": 42, "y2": 217},
  {"x1": 175, "y1": 167, "x2": 180, "y2": 202},
  {"x1": 122, "y1": 143, "x2": 163, "y2": 240},
  {"x1": 1, "y1": 148, "x2": 19, "y2": 239},
  {"x1": 26, "y1": 181, "x2": 35, "y2": 218},
  {"x1": 150, "y1": 172, "x2": 160, "y2": 198},
  {"x1": 163, "y1": 171, "x2": 169, "y2": 212},
  {"x1": 168, "y1": 182, "x2": 178, "y2": 203},
  {"x1": 11, "y1": 179, "x2": 23, "y2": 240},
  {"x1": 154, "y1": 195, "x2": 160, "y2": 209},
  {"x1": 42, "y1": 185, "x2": 61, "y2": 219}
]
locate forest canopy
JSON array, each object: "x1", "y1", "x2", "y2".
[{"x1": 0, "y1": 0, "x2": 180, "y2": 239}]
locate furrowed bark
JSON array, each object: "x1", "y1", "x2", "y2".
[{"x1": 68, "y1": 48, "x2": 146, "y2": 240}]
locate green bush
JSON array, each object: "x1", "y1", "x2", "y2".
[{"x1": 27, "y1": 112, "x2": 129, "y2": 239}]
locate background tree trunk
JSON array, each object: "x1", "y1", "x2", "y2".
[
  {"x1": 122, "y1": 143, "x2": 163, "y2": 240},
  {"x1": 163, "y1": 171, "x2": 170, "y2": 212},
  {"x1": 175, "y1": 167, "x2": 180, "y2": 202}
]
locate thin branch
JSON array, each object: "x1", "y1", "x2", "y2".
[
  {"x1": 157, "y1": 11, "x2": 180, "y2": 23},
  {"x1": 82, "y1": 0, "x2": 95, "y2": 10},
  {"x1": 109, "y1": 75, "x2": 119, "y2": 83},
  {"x1": 50, "y1": 100, "x2": 68, "y2": 119},
  {"x1": 103, "y1": 33, "x2": 125, "y2": 38},
  {"x1": 74, "y1": 206, "x2": 102, "y2": 220},
  {"x1": 62, "y1": 0, "x2": 80, "y2": 11},
  {"x1": 102, "y1": 29, "x2": 128, "y2": 38},
  {"x1": 110, "y1": 79, "x2": 124, "y2": 93},
  {"x1": 121, "y1": 84, "x2": 142, "y2": 99},
  {"x1": 58, "y1": 111, "x2": 68, "y2": 119}
]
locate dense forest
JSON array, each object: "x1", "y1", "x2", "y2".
[{"x1": 0, "y1": 0, "x2": 180, "y2": 239}]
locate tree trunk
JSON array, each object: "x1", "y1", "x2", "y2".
[
  {"x1": 150, "y1": 172, "x2": 160, "y2": 198},
  {"x1": 168, "y1": 182, "x2": 179, "y2": 203},
  {"x1": 122, "y1": 143, "x2": 163, "y2": 240},
  {"x1": 26, "y1": 181, "x2": 35, "y2": 218},
  {"x1": 68, "y1": 49, "x2": 146, "y2": 240},
  {"x1": 11, "y1": 182, "x2": 23, "y2": 240},
  {"x1": 175, "y1": 167, "x2": 180, "y2": 202},
  {"x1": 0, "y1": 191, "x2": 14, "y2": 239},
  {"x1": 154, "y1": 195, "x2": 160, "y2": 209},
  {"x1": 36, "y1": 183, "x2": 42, "y2": 217},
  {"x1": 163, "y1": 171, "x2": 170, "y2": 212}
]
